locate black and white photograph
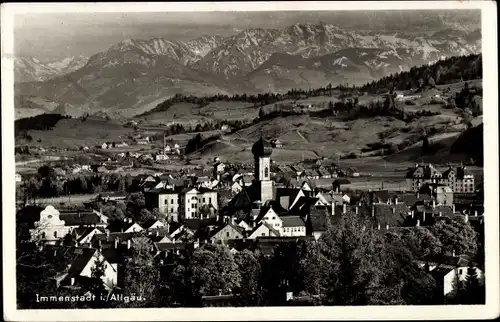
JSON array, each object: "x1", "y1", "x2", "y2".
[{"x1": 2, "y1": 1, "x2": 499, "y2": 320}]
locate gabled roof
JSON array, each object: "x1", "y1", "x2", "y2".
[
  {"x1": 281, "y1": 215, "x2": 305, "y2": 227},
  {"x1": 60, "y1": 211, "x2": 103, "y2": 226},
  {"x1": 41, "y1": 246, "x2": 97, "y2": 277},
  {"x1": 75, "y1": 227, "x2": 105, "y2": 242},
  {"x1": 142, "y1": 219, "x2": 164, "y2": 229},
  {"x1": 370, "y1": 203, "x2": 410, "y2": 228},
  {"x1": 106, "y1": 221, "x2": 140, "y2": 233}
]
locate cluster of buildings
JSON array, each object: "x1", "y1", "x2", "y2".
[
  {"x1": 19, "y1": 136, "x2": 484, "y2": 304},
  {"x1": 406, "y1": 163, "x2": 475, "y2": 194}
]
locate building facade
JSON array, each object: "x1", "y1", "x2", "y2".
[{"x1": 406, "y1": 164, "x2": 475, "y2": 193}]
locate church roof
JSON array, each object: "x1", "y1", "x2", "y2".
[{"x1": 252, "y1": 136, "x2": 272, "y2": 157}]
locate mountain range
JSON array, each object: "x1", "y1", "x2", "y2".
[
  {"x1": 14, "y1": 56, "x2": 89, "y2": 83},
  {"x1": 14, "y1": 22, "x2": 481, "y2": 118}
]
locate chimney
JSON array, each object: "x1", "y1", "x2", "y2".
[
  {"x1": 114, "y1": 239, "x2": 118, "y2": 249},
  {"x1": 464, "y1": 213, "x2": 469, "y2": 223},
  {"x1": 452, "y1": 204, "x2": 456, "y2": 213},
  {"x1": 386, "y1": 224, "x2": 389, "y2": 230},
  {"x1": 432, "y1": 200, "x2": 436, "y2": 208},
  {"x1": 392, "y1": 207, "x2": 395, "y2": 214},
  {"x1": 71, "y1": 277, "x2": 75, "y2": 286},
  {"x1": 332, "y1": 201, "x2": 336, "y2": 216},
  {"x1": 377, "y1": 223, "x2": 381, "y2": 230},
  {"x1": 439, "y1": 211, "x2": 442, "y2": 217},
  {"x1": 394, "y1": 197, "x2": 398, "y2": 205},
  {"x1": 416, "y1": 219, "x2": 420, "y2": 227},
  {"x1": 156, "y1": 230, "x2": 159, "y2": 237},
  {"x1": 474, "y1": 210, "x2": 478, "y2": 217},
  {"x1": 417, "y1": 192, "x2": 420, "y2": 199},
  {"x1": 411, "y1": 210, "x2": 414, "y2": 218},
  {"x1": 423, "y1": 211, "x2": 426, "y2": 223},
  {"x1": 343, "y1": 203, "x2": 347, "y2": 214},
  {"x1": 127, "y1": 239, "x2": 131, "y2": 249},
  {"x1": 355, "y1": 206, "x2": 359, "y2": 215},
  {"x1": 106, "y1": 230, "x2": 110, "y2": 237},
  {"x1": 452, "y1": 249, "x2": 456, "y2": 257},
  {"x1": 371, "y1": 205, "x2": 375, "y2": 217}
]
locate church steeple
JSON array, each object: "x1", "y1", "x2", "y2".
[{"x1": 251, "y1": 135, "x2": 274, "y2": 202}]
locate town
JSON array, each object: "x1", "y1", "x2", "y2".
[{"x1": 16, "y1": 134, "x2": 485, "y2": 308}]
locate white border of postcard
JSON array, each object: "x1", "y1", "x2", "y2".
[{"x1": 2, "y1": 1, "x2": 499, "y2": 321}]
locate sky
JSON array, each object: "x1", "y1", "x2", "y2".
[{"x1": 14, "y1": 10, "x2": 480, "y2": 61}]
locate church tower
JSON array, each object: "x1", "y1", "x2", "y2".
[{"x1": 252, "y1": 135, "x2": 274, "y2": 203}]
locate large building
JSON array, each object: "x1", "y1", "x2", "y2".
[
  {"x1": 145, "y1": 187, "x2": 218, "y2": 221},
  {"x1": 406, "y1": 163, "x2": 475, "y2": 193}
]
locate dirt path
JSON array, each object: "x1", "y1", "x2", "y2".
[{"x1": 296, "y1": 130, "x2": 309, "y2": 144}]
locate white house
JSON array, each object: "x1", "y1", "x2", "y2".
[
  {"x1": 231, "y1": 182, "x2": 243, "y2": 194},
  {"x1": 15, "y1": 173, "x2": 22, "y2": 183},
  {"x1": 45, "y1": 246, "x2": 118, "y2": 291},
  {"x1": 156, "y1": 154, "x2": 169, "y2": 161},
  {"x1": 248, "y1": 222, "x2": 280, "y2": 239},
  {"x1": 257, "y1": 207, "x2": 283, "y2": 231},
  {"x1": 31, "y1": 206, "x2": 108, "y2": 245},
  {"x1": 180, "y1": 187, "x2": 218, "y2": 220},
  {"x1": 417, "y1": 254, "x2": 485, "y2": 297},
  {"x1": 281, "y1": 216, "x2": 306, "y2": 237}
]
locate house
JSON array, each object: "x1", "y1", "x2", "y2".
[
  {"x1": 72, "y1": 227, "x2": 106, "y2": 245},
  {"x1": 221, "y1": 124, "x2": 231, "y2": 132},
  {"x1": 145, "y1": 187, "x2": 218, "y2": 221},
  {"x1": 435, "y1": 186, "x2": 454, "y2": 206},
  {"x1": 417, "y1": 253, "x2": 484, "y2": 297},
  {"x1": 231, "y1": 181, "x2": 243, "y2": 194},
  {"x1": 15, "y1": 173, "x2": 22, "y2": 183},
  {"x1": 331, "y1": 192, "x2": 350, "y2": 204},
  {"x1": 30, "y1": 206, "x2": 108, "y2": 244},
  {"x1": 155, "y1": 154, "x2": 169, "y2": 161},
  {"x1": 272, "y1": 139, "x2": 283, "y2": 148},
  {"x1": 135, "y1": 138, "x2": 149, "y2": 145},
  {"x1": 317, "y1": 169, "x2": 331, "y2": 179},
  {"x1": 106, "y1": 219, "x2": 143, "y2": 233},
  {"x1": 100, "y1": 142, "x2": 109, "y2": 149},
  {"x1": 210, "y1": 223, "x2": 245, "y2": 243},
  {"x1": 346, "y1": 167, "x2": 360, "y2": 177},
  {"x1": 281, "y1": 216, "x2": 306, "y2": 237},
  {"x1": 214, "y1": 162, "x2": 226, "y2": 174},
  {"x1": 142, "y1": 219, "x2": 167, "y2": 230},
  {"x1": 254, "y1": 205, "x2": 284, "y2": 232},
  {"x1": 40, "y1": 245, "x2": 118, "y2": 291},
  {"x1": 314, "y1": 191, "x2": 333, "y2": 207},
  {"x1": 248, "y1": 222, "x2": 281, "y2": 239}
]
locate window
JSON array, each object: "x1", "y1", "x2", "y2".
[
  {"x1": 192, "y1": 204, "x2": 195, "y2": 209},
  {"x1": 171, "y1": 208, "x2": 174, "y2": 213},
  {"x1": 54, "y1": 231, "x2": 58, "y2": 238},
  {"x1": 272, "y1": 216, "x2": 276, "y2": 220},
  {"x1": 171, "y1": 199, "x2": 174, "y2": 204},
  {"x1": 264, "y1": 167, "x2": 269, "y2": 177},
  {"x1": 209, "y1": 197, "x2": 212, "y2": 203},
  {"x1": 203, "y1": 198, "x2": 206, "y2": 203},
  {"x1": 226, "y1": 232, "x2": 230, "y2": 237},
  {"x1": 262, "y1": 233, "x2": 266, "y2": 236},
  {"x1": 164, "y1": 200, "x2": 168, "y2": 205},
  {"x1": 41, "y1": 232, "x2": 46, "y2": 239}
]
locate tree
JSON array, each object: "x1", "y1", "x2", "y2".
[
  {"x1": 397, "y1": 227, "x2": 442, "y2": 258},
  {"x1": 122, "y1": 237, "x2": 160, "y2": 307},
  {"x1": 234, "y1": 250, "x2": 261, "y2": 306},
  {"x1": 429, "y1": 217, "x2": 478, "y2": 256},
  {"x1": 88, "y1": 256, "x2": 108, "y2": 308},
  {"x1": 318, "y1": 215, "x2": 403, "y2": 305},
  {"x1": 188, "y1": 244, "x2": 241, "y2": 300}
]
